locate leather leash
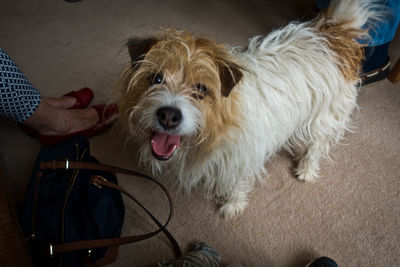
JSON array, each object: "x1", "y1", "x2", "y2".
[{"x1": 39, "y1": 159, "x2": 182, "y2": 259}]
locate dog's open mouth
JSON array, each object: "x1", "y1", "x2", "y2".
[{"x1": 151, "y1": 130, "x2": 181, "y2": 160}]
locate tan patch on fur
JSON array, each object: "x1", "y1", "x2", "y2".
[
  {"x1": 313, "y1": 15, "x2": 365, "y2": 81},
  {"x1": 115, "y1": 30, "x2": 244, "y2": 155}
]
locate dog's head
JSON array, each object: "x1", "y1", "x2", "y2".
[{"x1": 117, "y1": 30, "x2": 243, "y2": 163}]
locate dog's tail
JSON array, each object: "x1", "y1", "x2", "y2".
[
  {"x1": 325, "y1": 0, "x2": 385, "y2": 39},
  {"x1": 313, "y1": 0, "x2": 385, "y2": 81}
]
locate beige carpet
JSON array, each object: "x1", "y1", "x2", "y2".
[{"x1": 1, "y1": 0, "x2": 399, "y2": 266}]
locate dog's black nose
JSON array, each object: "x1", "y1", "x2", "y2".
[{"x1": 156, "y1": 106, "x2": 182, "y2": 130}]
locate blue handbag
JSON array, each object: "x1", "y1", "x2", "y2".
[{"x1": 21, "y1": 135, "x2": 181, "y2": 267}]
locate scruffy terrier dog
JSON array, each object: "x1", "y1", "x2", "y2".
[{"x1": 115, "y1": 0, "x2": 382, "y2": 219}]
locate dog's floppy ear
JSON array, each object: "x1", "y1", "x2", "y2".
[
  {"x1": 219, "y1": 62, "x2": 243, "y2": 97},
  {"x1": 126, "y1": 37, "x2": 158, "y2": 68}
]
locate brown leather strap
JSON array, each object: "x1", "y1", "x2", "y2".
[
  {"x1": 40, "y1": 160, "x2": 145, "y2": 178},
  {"x1": 39, "y1": 160, "x2": 182, "y2": 259},
  {"x1": 84, "y1": 246, "x2": 118, "y2": 267},
  {"x1": 90, "y1": 175, "x2": 181, "y2": 258},
  {"x1": 51, "y1": 232, "x2": 160, "y2": 254}
]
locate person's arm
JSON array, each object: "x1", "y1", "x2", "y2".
[{"x1": 0, "y1": 48, "x2": 42, "y2": 123}]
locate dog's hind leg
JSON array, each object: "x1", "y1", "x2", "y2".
[
  {"x1": 294, "y1": 138, "x2": 331, "y2": 182},
  {"x1": 294, "y1": 82, "x2": 357, "y2": 182}
]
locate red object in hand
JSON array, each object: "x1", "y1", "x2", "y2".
[
  {"x1": 63, "y1": 87, "x2": 94, "y2": 109},
  {"x1": 21, "y1": 87, "x2": 94, "y2": 137},
  {"x1": 37, "y1": 104, "x2": 119, "y2": 146}
]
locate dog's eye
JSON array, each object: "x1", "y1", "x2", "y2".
[
  {"x1": 150, "y1": 73, "x2": 163, "y2": 85},
  {"x1": 195, "y1": 84, "x2": 207, "y2": 99}
]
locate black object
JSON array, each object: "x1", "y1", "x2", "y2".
[
  {"x1": 21, "y1": 135, "x2": 181, "y2": 266},
  {"x1": 361, "y1": 57, "x2": 391, "y2": 86},
  {"x1": 308, "y1": 256, "x2": 338, "y2": 267},
  {"x1": 361, "y1": 43, "x2": 391, "y2": 86}
]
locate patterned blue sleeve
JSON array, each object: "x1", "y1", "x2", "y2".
[{"x1": 0, "y1": 48, "x2": 41, "y2": 123}]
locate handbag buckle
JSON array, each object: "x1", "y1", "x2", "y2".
[
  {"x1": 91, "y1": 175, "x2": 107, "y2": 189},
  {"x1": 49, "y1": 243, "x2": 54, "y2": 257},
  {"x1": 61, "y1": 158, "x2": 70, "y2": 170}
]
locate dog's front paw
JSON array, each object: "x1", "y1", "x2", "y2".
[
  {"x1": 295, "y1": 158, "x2": 318, "y2": 182},
  {"x1": 219, "y1": 199, "x2": 248, "y2": 219},
  {"x1": 296, "y1": 170, "x2": 317, "y2": 182}
]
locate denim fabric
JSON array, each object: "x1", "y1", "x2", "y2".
[
  {"x1": 0, "y1": 49, "x2": 41, "y2": 122},
  {"x1": 317, "y1": 0, "x2": 400, "y2": 46},
  {"x1": 362, "y1": 0, "x2": 400, "y2": 45}
]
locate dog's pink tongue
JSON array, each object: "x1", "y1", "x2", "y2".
[{"x1": 152, "y1": 132, "x2": 181, "y2": 158}]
